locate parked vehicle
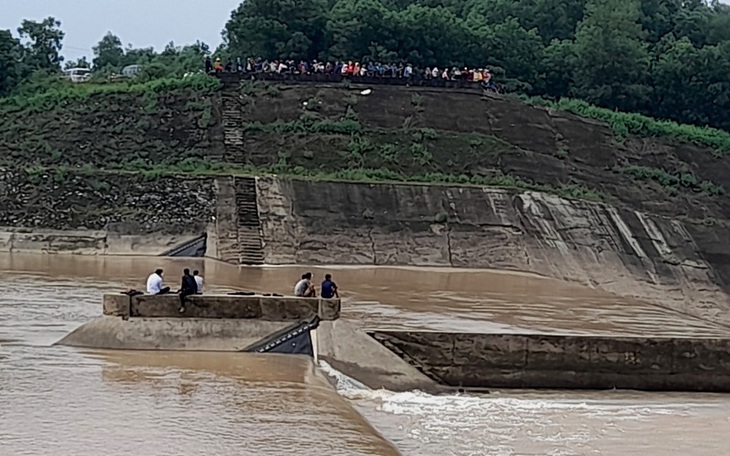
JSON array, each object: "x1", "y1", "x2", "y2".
[
  {"x1": 64, "y1": 67, "x2": 92, "y2": 83},
  {"x1": 121, "y1": 65, "x2": 142, "y2": 78}
]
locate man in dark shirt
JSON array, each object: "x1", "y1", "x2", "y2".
[
  {"x1": 179, "y1": 268, "x2": 198, "y2": 313},
  {"x1": 320, "y1": 274, "x2": 339, "y2": 299}
]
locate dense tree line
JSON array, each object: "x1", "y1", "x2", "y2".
[
  {"x1": 0, "y1": 18, "x2": 209, "y2": 97},
  {"x1": 224, "y1": 0, "x2": 730, "y2": 131}
]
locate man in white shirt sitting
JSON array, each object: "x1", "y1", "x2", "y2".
[
  {"x1": 294, "y1": 272, "x2": 316, "y2": 297},
  {"x1": 146, "y1": 269, "x2": 171, "y2": 295},
  {"x1": 193, "y1": 270, "x2": 204, "y2": 294}
]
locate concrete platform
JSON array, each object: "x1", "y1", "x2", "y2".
[
  {"x1": 55, "y1": 294, "x2": 341, "y2": 352},
  {"x1": 103, "y1": 294, "x2": 341, "y2": 320},
  {"x1": 370, "y1": 331, "x2": 730, "y2": 392},
  {"x1": 57, "y1": 317, "x2": 294, "y2": 351}
]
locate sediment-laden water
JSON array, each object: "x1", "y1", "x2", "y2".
[{"x1": 2, "y1": 253, "x2": 729, "y2": 455}]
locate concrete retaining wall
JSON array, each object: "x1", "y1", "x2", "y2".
[
  {"x1": 103, "y1": 294, "x2": 341, "y2": 321},
  {"x1": 370, "y1": 331, "x2": 730, "y2": 392},
  {"x1": 255, "y1": 177, "x2": 730, "y2": 326},
  {"x1": 0, "y1": 227, "x2": 202, "y2": 255}
]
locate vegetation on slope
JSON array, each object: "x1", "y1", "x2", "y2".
[
  {"x1": 523, "y1": 97, "x2": 730, "y2": 157},
  {"x1": 0, "y1": 75, "x2": 220, "y2": 167}
]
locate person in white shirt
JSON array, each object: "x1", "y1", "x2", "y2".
[
  {"x1": 146, "y1": 269, "x2": 170, "y2": 295},
  {"x1": 294, "y1": 272, "x2": 316, "y2": 297},
  {"x1": 193, "y1": 270, "x2": 204, "y2": 294}
]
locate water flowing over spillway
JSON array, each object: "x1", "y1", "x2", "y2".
[{"x1": 2, "y1": 253, "x2": 730, "y2": 455}]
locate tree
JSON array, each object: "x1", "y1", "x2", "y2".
[
  {"x1": 571, "y1": 0, "x2": 650, "y2": 112},
  {"x1": 527, "y1": 0, "x2": 587, "y2": 42},
  {"x1": 0, "y1": 29, "x2": 24, "y2": 96},
  {"x1": 652, "y1": 37, "x2": 730, "y2": 130},
  {"x1": 395, "y1": 5, "x2": 476, "y2": 67},
  {"x1": 64, "y1": 57, "x2": 91, "y2": 69},
  {"x1": 326, "y1": 0, "x2": 396, "y2": 60},
  {"x1": 539, "y1": 38, "x2": 578, "y2": 98},
  {"x1": 17, "y1": 17, "x2": 64, "y2": 72},
  {"x1": 475, "y1": 18, "x2": 545, "y2": 89},
  {"x1": 224, "y1": 0, "x2": 329, "y2": 60},
  {"x1": 92, "y1": 32, "x2": 124, "y2": 70},
  {"x1": 638, "y1": 0, "x2": 682, "y2": 43}
]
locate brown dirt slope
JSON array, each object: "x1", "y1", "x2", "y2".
[{"x1": 223, "y1": 82, "x2": 730, "y2": 224}]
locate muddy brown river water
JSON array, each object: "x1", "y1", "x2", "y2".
[{"x1": 2, "y1": 253, "x2": 730, "y2": 455}]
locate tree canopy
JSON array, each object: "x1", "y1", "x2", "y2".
[{"x1": 223, "y1": 0, "x2": 730, "y2": 132}]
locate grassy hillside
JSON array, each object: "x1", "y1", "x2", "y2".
[
  {"x1": 0, "y1": 76, "x2": 221, "y2": 168},
  {"x1": 1, "y1": 76, "x2": 729, "y2": 224}
]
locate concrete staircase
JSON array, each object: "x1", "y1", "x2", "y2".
[
  {"x1": 221, "y1": 86, "x2": 244, "y2": 162},
  {"x1": 213, "y1": 176, "x2": 265, "y2": 265},
  {"x1": 213, "y1": 83, "x2": 265, "y2": 265},
  {"x1": 235, "y1": 177, "x2": 265, "y2": 265}
]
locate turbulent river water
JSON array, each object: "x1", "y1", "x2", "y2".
[{"x1": 2, "y1": 253, "x2": 730, "y2": 456}]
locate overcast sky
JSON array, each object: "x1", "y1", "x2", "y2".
[{"x1": 0, "y1": 0, "x2": 242, "y2": 60}]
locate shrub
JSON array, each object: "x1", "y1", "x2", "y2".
[{"x1": 525, "y1": 96, "x2": 730, "y2": 156}]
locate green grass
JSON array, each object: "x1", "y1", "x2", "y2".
[
  {"x1": 64, "y1": 160, "x2": 606, "y2": 202},
  {"x1": 621, "y1": 165, "x2": 725, "y2": 196},
  {"x1": 524, "y1": 96, "x2": 730, "y2": 157},
  {"x1": 0, "y1": 74, "x2": 220, "y2": 113},
  {"x1": 242, "y1": 119, "x2": 362, "y2": 135}
]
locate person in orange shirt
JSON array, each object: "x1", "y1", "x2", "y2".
[{"x1": 214, "y1": 58, "x2": 224, "y2": 72}]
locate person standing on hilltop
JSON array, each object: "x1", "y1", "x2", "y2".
[
  {"x1": 193, "y1": 270, "x2": 204, "y2": 294},
  {"x1": 146, "y1": 269, "x2": 170, "y2": 295},
  {"x1": 204, "y1": 56, "x2": 213, "y2": 74},
  {"x1": 179, "y1": 269, "x2": 198, "y2": 313},
  {"x1": 321, "y1": 274, "x2": 339, "y2": 299}
]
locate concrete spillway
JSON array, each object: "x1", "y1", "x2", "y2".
[
  {"x1": 370, "y1": 331, "x2": 730, "y2": 392},
  {"x1": 56, "y1": 294, "x2": 730, "y2": 393}
]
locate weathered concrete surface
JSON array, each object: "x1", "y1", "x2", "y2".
[
  {"x1": 317, "y1": 320, "x2": 440, "y2": 392},
  {"x1": 103, "y1": 294, "x2": 341, "y2": 321},
  {"x1": 256, "y1": 177, "x2": 730, "y2": 325},
  {"x1": 56, "y1": 316, "x2": 294, "y2": 351},
  {"x1": 0, "y1": 227, "x2": 202, "y2": 255},
  {"x1": 0, "y1": 170, "x2": 215, "y2": 255},
  {"x1": 370, "y1": 331, "x2": 730, "y2": 392}
]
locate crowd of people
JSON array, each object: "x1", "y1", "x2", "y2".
[
  {"x1": 145, "y1": 268, "x2": 205, "y2": 312},
  {"x1": 204, "y1": 56, "x2": 495, "y2": 86},
  {"x1": 140, "y1": 268, "x2": 339, "y2": 313}
]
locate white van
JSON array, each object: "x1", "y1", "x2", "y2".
[
  {"x1": 64, "y1": 67, "x2": 92, "y2": 83},
  {"x1": 122, "y1": 65, "x2": 142, "y2": 78}
]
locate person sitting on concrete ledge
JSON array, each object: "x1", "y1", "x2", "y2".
[
  {"x1": 179, "y1": 269, "x2": 198, "y2": 313},
  {"x1": 294, "y1": 272, "x2": 316, "y2": 297},
  {"x1": 193, "y1": 270, "x2": 204, "y2": 294},
  {"x1": 146, "y1": 269, "x2": 170, "y2": 295},
  {"x1": 321, "y1": 274, "x2": 339, "y2": 299}
]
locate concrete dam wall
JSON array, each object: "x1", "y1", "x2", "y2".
[
  {"x1": 369, "y1": 330, "x2": 730, "y2": 392},
  {"x1": 246, "y1": 176, "x2": 730, "y2": 325},
  {"x1": 5, "y1": 169, "x2": 727, "y2": 327}
]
